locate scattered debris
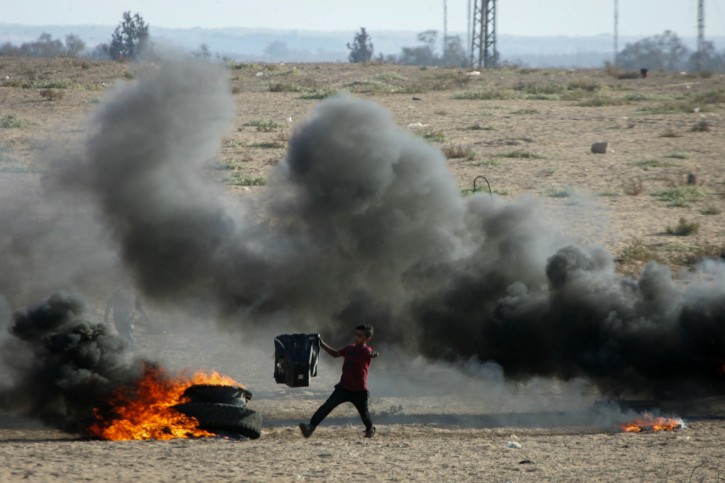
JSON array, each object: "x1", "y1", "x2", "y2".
[{"x1": 506, "y1": 441, "x2": 522, "y2": 449}]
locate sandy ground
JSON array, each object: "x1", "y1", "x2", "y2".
[
  {"x1": 1, "y1": 58, "x2": 725, "y2": 481},
  {"x1": 2, "y1": 326, "x2": 725, "y2": 482}
]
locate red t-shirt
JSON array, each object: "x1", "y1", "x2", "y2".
[{"x1": 337, "y1": 344, "x2": 373, "y2": 392}]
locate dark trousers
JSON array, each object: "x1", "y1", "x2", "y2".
[{"x1": 310, "y1": 386, "x2": 372, "y2": 430}]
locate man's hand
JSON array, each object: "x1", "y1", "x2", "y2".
[
  {"x1": 371, "y1": 351, "x2": 380, "y2": 358},
  {"x1": 320, "y1": 337, "x2": 341, "y2": 357}
]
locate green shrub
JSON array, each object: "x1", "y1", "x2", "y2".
[
  {"x1": 268, "y1": 82, "x2": 302, "y2": 92},
  {"x1": 226, "y1": 174, "x2": 266, "y2": 186},
  {"x1": 419, "y1": 130, "x2": 445, "y2": 143},
  {"x1": 0, "y1": 115, "x2": 33, "y2": 128},
  {"x1": 243, "y1": 119, "x2": 281, "y2": 132},
  {"x1": 299, "y1": 88, "x2": 337, "y2": 100},
  {"x1": 652, "y1": 186, "x2": 706, "y2": 207},
  {"x1": 666, "y1": 217, "x2": 699, "y2": 236}
]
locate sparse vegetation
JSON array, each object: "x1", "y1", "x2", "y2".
[
  {"x1": 452, "y1": 89, "x2": 518, "y2": 100},
  {"x1": 547, "y1": 188, "x2": 572, "y2": 198},
  {"x1": 418, "y1": 130, "x2": 445, "y2": 143},
  {"x1": 700, "y1": 206, "x2": 721, "y2": 215},
  {"x1": 478, "y1": 159, "x2": 502, "y2": 167},
  {"x1": 225, "y1": 174, "x2": 266, "y2": 186},
  {"x1": 268, "y1": 82, "x2": 303, "y2": 92},
  {"x1": 663, "y1": 151, "x2": 688, "y2": 159},
  {"x1": 39, "y1": 89, "x2": 64, "y2": 101},
  {"x1": 660, "y1": 129, "x2": 683, "y2": 138},
  {"x1": 243, "y1": 119, "x2": 281, "y2": 132},
  {"x1": 632, "y1": 159, "x2": 679, "y2": 170},
  {"x1": 500, "y1": 150, "x2": 545, "y2": 159},
  {"x1": 690, "y1": 120, "x2": 711, "y2": 132},
  {"x1": 465, "y1": 123, "x2": 495, "y2": 131},
  {"x1": 576, "y1": 96, "x2": 629, "y2": 107},
  {"x1": 652, "y1": 186, "x2": 707, "y2": 207},
  {"x1": 442, "y1": 145, "x2": 474, "y2": 160},
  {"x1": 248, "y1": 141, "x2": 285, "y2": 149},
  {"x1": 1, "y1": 115, "x2": 33, "y2": 128},
  {"x1": 299, "y1": 88, "x2": 337, "y2": 100},
  {"x1": 623, "y1": 176, "x2": 644, "y2": 195},
  {"x1": 512, "y1": 108, "x2": 539, "y2": 115},
  {"x1": 666, "y1": 217, "x2": 700, "y2": 236}
]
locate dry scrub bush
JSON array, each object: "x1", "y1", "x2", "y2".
[
  {"x1": 622, "y1": 176, "x2": 644, "y2": 196},
  {"x1": 39, "y1": 89, "x2": 64, "y2": 101}
]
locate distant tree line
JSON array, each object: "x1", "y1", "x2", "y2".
[
  {"x1": 618, "y1": 30, "x2": 725, "y2": 72},
  {"x1": 347, "y1": 27, "x2": 468, "y2": 66},
  {"x1": 0, "y1": 33, "x2": 86, "y2": 57},
  {"x1": 0, "y1": 11, "x2": 149, "y2": 61}
]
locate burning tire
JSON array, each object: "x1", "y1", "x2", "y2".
[
  {"x1": 182, "y1": 384, "x2": 252, "y2": 406},
  {"x1": 173, "y1": 402, "x2": 262, "y2": 439}
]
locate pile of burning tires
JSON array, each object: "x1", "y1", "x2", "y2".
[{"x1": 173, "y1": 384, "x2": 262, "y2": 439}]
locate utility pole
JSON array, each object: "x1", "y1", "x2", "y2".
[
  {"x1": 697, "y1": 0, "x2": 705, "y2": 71},
  {"x1": 470, "y1": 0, "x2": 497, "y2": 69},
  {"x1": 613, "y1": 0, "x2": 619, "y2": 67},
  {"x1": 443, "y1": 0, "x2": 448, "y2": 59},
  {"x1": 467, "y1": 0, "x2": 472, "y2": 59}
]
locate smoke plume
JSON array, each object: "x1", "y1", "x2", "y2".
[
  {"x1": 2, "y1": 55, "x2": 724, "y2": 412},
  {"x1": 0, "y1": 293, "x2": 141, "y2": 432}
]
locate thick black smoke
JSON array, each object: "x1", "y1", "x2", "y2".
[
  {"x1": 7, "y1": 57, "x2": 725, "y2": 402},
  {"x1": 0, "y1": 293, "x2": 141, "y2": 432}
]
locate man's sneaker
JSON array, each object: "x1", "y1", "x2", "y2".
[
  {"x1": 299, "y1": 423, "x2": 314, "y2": 438},
  {"x1": 364, "y1": 426, "x2": 376, "y2": 438}
]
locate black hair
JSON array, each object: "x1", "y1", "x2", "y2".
[{"x1": 356, "y1": 324, "x2": 374, "y2": 338}]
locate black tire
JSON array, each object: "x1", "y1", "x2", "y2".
[
  {"x1": 182, "y1": 384, "x2": 252, "y2": 406},
  {"x1": 173, "y1": 402, "x2": 262, "y2": 439}
]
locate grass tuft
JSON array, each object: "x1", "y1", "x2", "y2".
[
  {"x1": 651, "y1": 186, "x2": 707, "y2": 207},
  {"x1": 225, "y1": 174, "x2": 266, "y2": 186},
  {"x1": 665, "y1": 217, "x2": 699, "y2": 236},
  {"x1": 243, "y1": 119, "x2": 281, "y2": 132},
  {"x1": 500, "y1": 150, "x2": 545, "y2": 159},
  {"x1": 0, "y1": 115, "x2": 33, "y2": 128}
]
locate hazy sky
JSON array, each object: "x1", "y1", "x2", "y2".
[{"x1": 3, "y1": 0, "x2": 725, "y2": 37}]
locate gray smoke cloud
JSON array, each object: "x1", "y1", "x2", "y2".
[
  {"x1": 0, "y1": 293, "x2": 141, "y2": 432},
  {"x1": 2, "y1": 54, "x2": 724, "y2": 422},
  {"x1": 66, "y1": 56, "x2": 725, "y2": 398}
]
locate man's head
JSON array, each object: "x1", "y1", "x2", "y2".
[{"x1": 354, "y1": 324, "x2": 374, "y2": 345}]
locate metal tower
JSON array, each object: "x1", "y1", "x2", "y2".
[
  {"x1": 613, "y1": 0, "x2": 619, "y2": 66},
  {"x1": 443, "y1": 0, "x2": 448, "y2": 56},
  {"x1": 697, "y1": 0, "x2": 705, "y2": 71},
  {"x1": 470, "y1": 0, "x2": 497, "y2": 69}
]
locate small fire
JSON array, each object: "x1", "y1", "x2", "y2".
[
  {"x1": 89, "y1": 364, "x2": 242, "y2": 441},
  {"x1": 620, "y1": 413, "x2": 685, "y2": 433}
]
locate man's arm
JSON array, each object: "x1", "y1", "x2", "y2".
[{"x1": 320, "y1": 338, "x2": 341, "y2": 358}]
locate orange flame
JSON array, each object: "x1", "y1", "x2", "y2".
[
  {"x1": 620, "y1": 413, "x2": 684, "y2": 433},
  {"x1": 89, "y1": 365, "x2": 243, "y2": 441}
]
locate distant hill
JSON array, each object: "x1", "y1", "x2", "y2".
[{"x1": 1, "y1": 23, "x2": 723, "y2": 68}]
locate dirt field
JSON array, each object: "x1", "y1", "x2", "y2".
[{"x1": 1, "y1": 57, "x2": 725, "y2": 481}]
